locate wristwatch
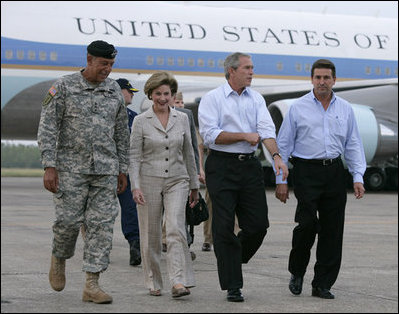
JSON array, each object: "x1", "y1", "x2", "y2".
[{"x1": 272, "y1": 152, "x2": 281, "y2": 160}]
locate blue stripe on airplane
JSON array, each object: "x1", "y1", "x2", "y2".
[{"x1": 1, "y1": 37, "x2": 398, "y2": 79}]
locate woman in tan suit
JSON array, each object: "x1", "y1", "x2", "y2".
[{"x1": 129, "y1": 72, "x2": 199, "y2": 298}]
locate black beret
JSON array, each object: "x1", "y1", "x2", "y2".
[{"x1": 87, "y1": 40, "x2": 117, "y2": 59}]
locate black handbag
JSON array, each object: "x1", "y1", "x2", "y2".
[{"x1": 186, "y1": 192, "x2": 209, "y2": 226}]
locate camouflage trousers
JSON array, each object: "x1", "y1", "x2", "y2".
[{"x1": 52, "y1": 171, "x2": 118, "y2": 273}]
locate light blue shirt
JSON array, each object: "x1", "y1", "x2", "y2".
[
  {"x1": 198, "y1": 82, "x2": 276, "y2": 153},
  {"x1": 276, "y1": 90, "x2": 366, "y2": 184}
]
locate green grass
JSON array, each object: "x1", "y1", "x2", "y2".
[{"x1": 1, "y1": 168, "x2": 44, "y2": 177}]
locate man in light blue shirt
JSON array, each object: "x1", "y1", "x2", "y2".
[
  {"x1": 276, "y1": 59, "x2": 366, "y2": 300},
  {"x1": 199, "y1": 52, "x2": 288, "y2": 302}
]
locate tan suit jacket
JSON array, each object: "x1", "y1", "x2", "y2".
[{"x1": 129, "y1": 106, "x2": 199, "y2": 191}]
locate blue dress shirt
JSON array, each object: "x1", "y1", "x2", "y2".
[
  {"x1": 198, "y1": 82, "x2": 276, "y2": 153},
  {"x1": 276, "y1": 90, "x2": 366, "y2": 184}
]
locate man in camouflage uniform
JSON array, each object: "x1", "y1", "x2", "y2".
[{"x1": 37, "y1": 40, "x2": 129, "y2": 304}]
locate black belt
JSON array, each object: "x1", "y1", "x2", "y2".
[
  {"x1": 290, "y1": 156, "x2": 341, "y2": 166},
  {"x1": 210, "y1": 149, "x2": 255, "y2": 161}
]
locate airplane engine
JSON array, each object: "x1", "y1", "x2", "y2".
[{"x1": 267, "y1": 96, "x2": 398, "y2": 191}]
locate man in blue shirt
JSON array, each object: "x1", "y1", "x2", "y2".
[
  {"x1": 116, "y1": 78, "x2": 141, "y2": 266},
  {"x1": 198, "y1": 52, "x2": 288, "y2": 302},
  {"x1": 275, "y1": 59, "x2": 366, "y2": 299}
]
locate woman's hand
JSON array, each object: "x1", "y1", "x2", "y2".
[
  {"x1": 188, "y1": 189, "x2": 199, "y2": 208},
  {"x1": 133, "y1": 189, "x2": 146, "y2": 205}
]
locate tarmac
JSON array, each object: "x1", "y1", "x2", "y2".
[{"x1": 1, "y1": 177, "x2": 398, "y2": 313}]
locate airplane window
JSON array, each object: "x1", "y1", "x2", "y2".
[
  {"x1": 395, "y1": 68, "x2": 398, "y2": 76},
  {"x1": 178, "y1": 57, "x2": 184, "y2": 66},
  {"x1": 304, "y1": 63, "x2": 311, "y2": 72},
  {"x1": 5, "y1": 50, "x2": 13, "y2": 59},
  {"x1": 365, "y1": 66, "x2": 371, "y2": 75},
  {"x1": 208, "y1": 59, "x2": 215, "y2": 67},
  {"x1": 157, "y1": 57, "x2": 164, "y2": 65},
  {"x1": 295, "y1": 63, "x2": 302, "y2": 72},
  {"x1": 17, "y1": 50, "x2": 24, "y2": 60},
  {"x1": 218, "y1": 59, "x2": 224, "y2": 68},
  {"x1": 198, "y1": 59, "x2": 205, "y2": 67},
  {"x1": 50, "y1": 52, "x2": 57, "y2": 61},
  {"x1": 39, "y1": 51, "x2": 46, "y2": 61},
  {"x1": 276, "y1": 62, "x2": 283, "y2": 71},
  {"x1": 375, "y1": 67, "x2": 381, "y2": 75},
  {"x1": 168, "y1": 57, "x2": 174, "y2": 66},
  {"x1": 385, "y1": 68, "x2": 391, "y2": 75},
  {"x1": 188, "y1": 58, "x2": 195, "y2": 66},
  {"x1": 146, "y1": 56, "x2": 154, "y2": 65},
  {"x1": 28, "y1": 51, "x2": 36, "y2": 60}
]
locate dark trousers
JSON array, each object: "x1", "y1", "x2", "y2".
[
  {"x1": 288, "y1": 159, "x2": 347, "y2": 289},
  {"x1": 205, "y1": 153, "x2": 269, "y2": 290},
  {"x1": 118, "y1": 176, "x2": 140, "y2": 243}
]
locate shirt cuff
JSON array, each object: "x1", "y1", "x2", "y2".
[
  {"x1": 352, "y1": 173, "x2": 364, "y2": 184},
  {"x1": 275, "y1": 172, "x2": 287, "y2": 185}
]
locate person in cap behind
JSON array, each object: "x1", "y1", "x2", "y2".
[
  {"x1": 173, "y1": 91, "x2": 185, "y2": 108},
  {"x1": 37, "y1": 40, "x2": 129, "y2": 304},
  {"x1": 115, "y1": 78, "x2": 142, "y2": 266},
  {"x1": 117, "y1": 78, "x2": 139, "y2": 109}
]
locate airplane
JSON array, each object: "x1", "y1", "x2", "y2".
[{"x1": 1, "y1": 1, "x2": 397, "y2": 191}]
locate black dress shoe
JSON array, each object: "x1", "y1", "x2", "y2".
[
  {"x1": 129, "y1": 240, "x2": 141, "y2": 266},
  {"x1": 227, "y1": 289, "x2": 244, "y2": 302},
  {"x1": 288, "y1": 275, "x2": 303, "y2": 295},
  {"x1": 202, "y1": 242, "x2": 211, "y2": 252},
  {"x1": 312, "y1": 287, "x2": 335, "y2": 299}
]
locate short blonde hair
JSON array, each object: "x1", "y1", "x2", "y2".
[{"x1": 144, "y1": 72, "x2": 178, "y2": 99}]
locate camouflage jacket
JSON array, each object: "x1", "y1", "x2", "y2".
[{"x1": 37, "y1": 71, "x2": 129, "y2": 175}]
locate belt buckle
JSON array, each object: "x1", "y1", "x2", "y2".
[
  {"x1": 323, "y1": 159, "x2": 332, "y2": 166},
  {"x1": 238, "y1": 154, "x2": 246, "y2": 161}
]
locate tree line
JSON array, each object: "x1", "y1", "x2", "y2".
[{"x1": 1, "y1": 143, "x2": 42, "y2": 168}]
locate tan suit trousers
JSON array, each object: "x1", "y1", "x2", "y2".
[{"x1": 137, "y1": 174, "x2": 195, "y2": 291}]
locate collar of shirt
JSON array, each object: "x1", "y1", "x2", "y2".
[
  {"x1": 311, "y1": 89, "x2": 337, "y2": 110},
  {"x1": 78, "y1": 70, "x2": 111, "y2": 92},
  {"x1": 223, "y1": 82, "x2": 250, "y2": 98}
]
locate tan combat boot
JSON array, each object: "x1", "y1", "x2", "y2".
[
  {"x1": 82, "y1": 272, "x2": 113, "y2": 304},
  {"x1": 49, "y1": 255, "x2": 66, "y2": 291}
]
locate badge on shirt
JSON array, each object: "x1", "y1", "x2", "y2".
[{"x1": 42, "y1": 86, "x2": 57, "y2": 106}]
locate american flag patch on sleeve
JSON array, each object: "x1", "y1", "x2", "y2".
[{"x1": 49, "y1": 86, "x2": 57, "y2": 96}]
